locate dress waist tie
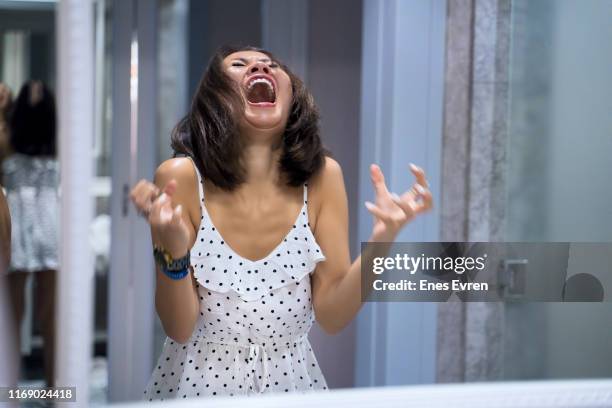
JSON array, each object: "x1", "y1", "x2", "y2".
[{"x1": 246, "y1": 343, "x2": 270, "y2": 394}]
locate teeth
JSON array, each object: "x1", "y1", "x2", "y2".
[{"x1": 247, "y1": 77, "x2": 274, "y2": 91}]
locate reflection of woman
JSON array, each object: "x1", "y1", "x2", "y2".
[
  {"x1": 3, "y1": 80, "x2": 59, "y2": 388},
  {"x1": 131, "y1": 45, "x2": 433, "y2": 400}
]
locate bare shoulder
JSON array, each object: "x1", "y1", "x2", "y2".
[
  {"x1": 154, "y1": 157, "x2": 201, "y2": 226},
  {"x1": 154, "y1": 157, "x2": 197, "y2": 187},
  {"x1": 310, "y1": 156, "x2": 345, "y2": 194},
  {"x1": 308, "y1": 156, "x2": 347, "y2": 226}
]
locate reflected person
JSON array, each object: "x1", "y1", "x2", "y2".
[{"x1": 2, "y1": 80, "x2": 59, "y2": 388}]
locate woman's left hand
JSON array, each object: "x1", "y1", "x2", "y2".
[{"x1": 365, "y1": 163, "x2": 433, "y2": 241}]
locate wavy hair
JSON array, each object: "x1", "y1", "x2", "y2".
[{"x1": 171, "y1": 45, "x2": 327, "y2": 191}]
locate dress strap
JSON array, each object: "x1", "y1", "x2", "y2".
[
  {"x1": 303, "y1": 182, "x2": 308, "y2": 205},
  {"x1": 185, "y1": 156, "x2": 205, "y2": 206}
]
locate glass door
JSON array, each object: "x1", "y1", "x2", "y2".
[{"x1": 503, "y1": 0, "x2": 612, "y2": 379}]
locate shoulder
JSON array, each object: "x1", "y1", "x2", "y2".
[
  {"x1": 154, "y1": 157, "x2": 198, "y2": 187},
  {"x1": 308, "y1": 156, "x2": 346, "y2": 220},
  {"x1": 154, "y1": 157, "x2": 200, "y2": 206},
  {"x1": 154, "y1": 157, "x2": 202, "y2": 228},
  {"x1": 311, "y1": 156, "x2": 344, "y2": 192}
]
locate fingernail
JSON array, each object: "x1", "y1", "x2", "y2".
[
  {"x1": 409, "y1": 163, "x2": 417, "y2": 170},
  {"x1": 415, "y1": 184, "x2": 426, "y2": 193},
  {"x1": 391, "y1": 192, "x2": 400, "y2": 201},
  {"x1": 365, "y1": 201, "x2": 374, "y2": 209}
]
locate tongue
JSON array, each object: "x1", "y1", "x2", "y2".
[{"x1": 247, "y1": 82, "x2": 273, "y2": 103}]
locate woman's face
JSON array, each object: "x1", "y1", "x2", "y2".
[{"x1": 223, "y1": 50, "x2": 293, "y2": 135}]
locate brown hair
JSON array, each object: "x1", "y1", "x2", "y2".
[
  {"x1": 10, "y1": 80, "x2": 56, "y2": 157},
  {"x1": 171, "y1": 45, "x2": 327, "y2": 191}
]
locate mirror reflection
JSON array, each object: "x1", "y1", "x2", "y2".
[
  {"x1": 0, "y1": 0, "x2": 60, "y2": 394},
  {"x1": 0, "y1": 0, "x2": 611, "y2": 406}
]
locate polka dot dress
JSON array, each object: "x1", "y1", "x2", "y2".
[{"x1": 142, "y1": 158, "x2": 329, "y2": 401}]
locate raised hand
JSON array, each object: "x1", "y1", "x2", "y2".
[
  {"x1": 130, "y1": 178, "x2": 192, "y2": 258},
  {"x1": 365, "y1": 163, "x2": 433, "y2": 241}
]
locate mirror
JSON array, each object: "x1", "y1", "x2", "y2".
[
  {"x1": 0, "y1": 0, "x2": 60, "y2": 392},
  {"x1": 503, "y1": 0, "x2": 612, "y2": 380},
  {"x1": 1, "y1": 0, "x2": 611, "y2": 406}
]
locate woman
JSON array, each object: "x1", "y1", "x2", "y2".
[
  {"x1": 3, "y1": 80, "x2": 59, "y2": 388},
  {"x1": 131, "y1": 45, "x2": 433, "y2": 400}
]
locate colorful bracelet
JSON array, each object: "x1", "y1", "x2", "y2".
[
  {"x1": 153, "y1": 246, "x2": 191, "y2": 280},
  {"x1": 161, "y1": 267, "x2": 189, "y2": 280}
]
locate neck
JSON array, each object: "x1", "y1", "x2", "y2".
[
  {"x1": 242, "y1": 139, "x2": 282, "y2": 186},
  {"x1": 222, "y1": 138, "x2": 283, "y2": 206}
]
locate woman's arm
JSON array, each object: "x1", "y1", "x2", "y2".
[
  {"x1": 131, "y1": 158, "x2": 201, "y2": 344},
  {"x1": 311, "y1": 157, "x2": 432, "y2": 334},
  {"x1": 0, "y1": 187, "x2": 10, "y2": 269}
]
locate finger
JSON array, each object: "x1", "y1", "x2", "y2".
[
  {"x1": 139, "y1": 183, "x2": 161, "y2": 212},
  {"x1": 130, "y1": 179, "x2": 149, "y2": 205},
  {"x1": 390, "y1": 193, "x2": 416, "y2": 218},
  {"x1": 412, "y1": 184, "x2": 434, "y2": 213},
  {"x1": 370, "y1": 164, "x2": 390, "y2": 197},
  {"x1": 148, "y1": 192, "x2": 169, "y2": 225},
  {"x1": 148, "y1": 183, "x2": 162, "y2": 199},
  {"x1": 409, "y1": 163, "x2": 429, "y2": 188},
  {"x1": 420, "y1": 193, "x2": 434, "y2": 213},
  {"x1": 143, "y1": 183, "x2": 162, "y2": 214},
  {"x1": 131, "y1": 180, "x2": 160, "y2": 216},
  {"x1": 129, "y1": 179, "x2": 146, "y2": 201},
  {"x1": 157, "y1": 197, "x2": 176, "y2": 225},
  {"x1": 163, "y1": 179, "x2": 178, "y2": 197},
  {"x1": 405, "y1": 182, "x2": 425, "y2": 202},
  {"x1": 398, "y1": 184, "x2": 421, "y2": 207},
  {"x1": 398, "y1": 183, "x2": 432, "y2": 212},
  {"x1": 365, "y1": 201, "x2": 392, "y2": 223},
  {"x1": 171, "y1": 204, "x2": 184, "y2": 227},
  {"x1": 133, "y1": 190, "x2": 151, "y2": 215}
]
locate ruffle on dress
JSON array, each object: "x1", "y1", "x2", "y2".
[{"x1": 190, "y1": 209, "x2": 326, "y2": 302}]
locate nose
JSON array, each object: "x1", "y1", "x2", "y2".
[{"x1": 249, "y1": 61, "x2": 270, "y2": 74}]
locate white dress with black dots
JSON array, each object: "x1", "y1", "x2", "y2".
[{"x1": 143, "y1": 158, "x2": 329, "y2": 401}]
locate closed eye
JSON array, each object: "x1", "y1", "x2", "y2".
[{"x1": 232, "y1": 62, "x2": 245, "y2": 67}]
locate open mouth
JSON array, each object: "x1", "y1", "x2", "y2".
[{"x1": 245, "y1": 76, "x2": 276, "y2": 106}]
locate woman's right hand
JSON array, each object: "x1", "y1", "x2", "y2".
[{"x1": 130, "y1": 178, "x2": 192, "y2": 259}]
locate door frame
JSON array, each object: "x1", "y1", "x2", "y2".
[{"x1": 355, "y1": 0, "x2": 446, "y2": 386}]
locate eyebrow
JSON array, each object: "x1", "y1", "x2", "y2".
[{"x1": 233, "y1": 57, "x2": 273, "y2": 63}]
